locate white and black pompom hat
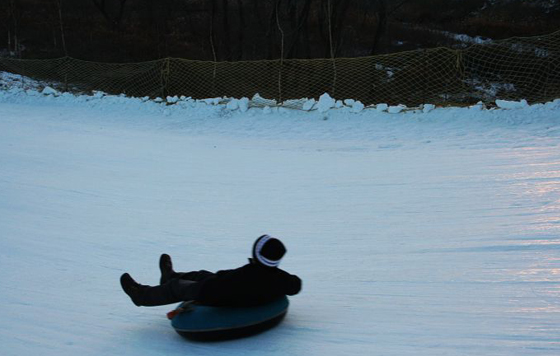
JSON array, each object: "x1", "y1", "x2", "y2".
[{"x1": 252, "y1": 235, "x2": 286, "y2": 268}]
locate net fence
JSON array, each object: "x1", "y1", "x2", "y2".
[{"x1": 1, "y1": 30, "x2": 559, "y2": 107}]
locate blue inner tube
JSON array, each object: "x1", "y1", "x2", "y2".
[{"x1": 170, "y1": 296, "x2": 289, "y2": 341}]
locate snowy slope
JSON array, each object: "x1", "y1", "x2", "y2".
[{"x1": 1, "y1": 78, "x2": 560, "y2": 356}]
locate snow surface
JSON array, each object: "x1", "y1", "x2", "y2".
[{"x1": 1, "y1": 75, "x2": 560, "y2": 356}]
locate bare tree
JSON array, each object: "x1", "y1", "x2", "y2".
[
  {"x1": 249, "y1": 0, "x2": 266, "y2": 59},
  {"x1": 285, "y1": 0, "x2": 312, "y2": 58},
  {"x1": 331, "y1": 0, "x2": 351, "y2": 56},
  {"x1": 265, "y1": 0, "x2": 280, "y2": 60},
  {"x1": 8, "y1": 0, "x2": 22, "y2": 57},
  {"x1": 369, "y1": 0, "x2": 412, "y2": 55},
  {"x1": 90, "y1": 0, "x2": 128, "y2": 30},
  {"x1": 369, "y1": 0, "x2": 387, "y2": 55},
  {"x1": 209, "y1": 0, "x2": 217, "y2": 61},
  {"x1": 219, "y1": 0, "x2": 231, "y2": 60},
  {"x1": 235, "y1": 0, "x2": 245, "y2": 60},
  {"x1": 55, "y1": 0, "x2": 67, "y2": 56}
]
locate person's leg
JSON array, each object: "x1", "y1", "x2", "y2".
[
  {"x1": 121, "y1": 273, "x2": 201, "y2": 307},
  {"x1": 159, "y1": 253, "x2": 176, "y2": 285},
  {"x1": 176, "y1": 270, "x2": 215, "y2": 281},
  {"x1": 159, "y1": 254, "x2": 215, "y2": 285}
]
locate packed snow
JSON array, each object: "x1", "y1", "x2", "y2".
[{"x1": 1, "y1": 72, "x2": 560, "y2": 356}]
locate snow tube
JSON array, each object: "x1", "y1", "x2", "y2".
[{"x1": 169, "y1": 296, "x2": 289, "y2": 341}]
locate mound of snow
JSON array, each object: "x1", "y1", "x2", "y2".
[
  {"x1": 226, "y1": 99, "x2": 239, "y2": 111},
  {"x1": 496, "y1": 99, "x2": 529, "y2": 109},
  {"x1": 351, "y1": 101, "x2": 365, "y2": 113},
  {"x1": 344, "y1": 99, "x2": 355, "y2": 107},
  {"x1": 376, "y1": 103, "x2": 388, "y2": 112},
  {"x1": 317, "y1": 93, "x2": 335, "y2": 113},
  {"x1": 388, "y1": 104, "x2": 406, "y2": 114},
  {"x1": 422, "y1": 104, "x2": 435, "y2": 113},
  {"x1": 42, "y1": 86, "x2": 59, "y2": 96},
  {"x1": 238, "y1": 97, "x2": 249, "y2": 112},
  {"x1": 303, "y1": 99, "x2": 316, "y2": 111},
  {"x1": 166, "y1": 96, "x2": 179, "y2": 104},
  {"x1": 252, "y1": 93, "x2": 276, "y2": 107},
  {"x1": 203, "y1": 97, "x2": 222, "y2": 106}
]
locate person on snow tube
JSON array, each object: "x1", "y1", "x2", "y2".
[{"x1": 120, "y1": 235, "x2": 302, "y2": 307}]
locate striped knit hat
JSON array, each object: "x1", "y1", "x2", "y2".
[{"x1": 252, "y1": 235, "x2": 286, "y2": 268}]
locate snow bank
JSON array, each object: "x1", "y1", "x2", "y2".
[{"x1": 3, "y1": 71, "x2": 560, "y2": 121}]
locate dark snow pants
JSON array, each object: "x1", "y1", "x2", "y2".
[{"x1": 139, "y1": 270, "x2": 215, "y2": 306}]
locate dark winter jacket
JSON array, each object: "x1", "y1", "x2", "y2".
[{"x1": 196, "y1": 260, "x2": 302, "y2": 307}]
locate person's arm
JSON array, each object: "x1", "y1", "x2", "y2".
[{"x1": 283, "y1": 273, "x2": 302, "y2": 295}]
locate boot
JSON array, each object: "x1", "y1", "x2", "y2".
[
  {"x1": 121, "y1": 273, "x2": 200, "y2": 307},
  {"x1": 120, "y1": 273, "x2": 147, "y2": 306},
  {"x1": 159, "y1": 253, "x2": 176, "y2": 285}
]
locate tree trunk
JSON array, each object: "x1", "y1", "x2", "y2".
[
  {"x1": 56, "y1": 0, "x2": 68, "y2": 56},
  {"x1": 9, "y1": 0, "x2": 19, "y2": 57},
  {"x1": 209, "y1": 0, "x2": 217, "y2": 61},
  {"x1": 318, "y1": 0, "x2": 330, "y2": 58},
  {"x1": 286, "y1": 0, "x2": 311, "y2": 59},
  {"x1": 90, "y1": 0, "x2": 128, "y2": 31},
  {"x1": 236, "y1": 0, "x2": 244, "y2": 61},
  {"x1": 332, "y1": 0, "x2": 351, "y2": 56},
  {"x1": 370, "y1": 0, "x2": 387, "y2": 55},
  {"x1": 220, "y1": 0, "x2": 231, "y2": 61},
  {"x1": 265, "y1": 1, "x2": 279, "y2": 60}
]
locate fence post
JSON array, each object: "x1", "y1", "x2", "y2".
[
  {"x1": 161, "y1": 57, "x2": 170, "y2": 99},
  {"x1": 63, "y1": 56, "x2": 70, "y2": 93},
  {"x1": 276, "y1": 0, "x2": 284, "y2": 103},
  {"x1": 543, "y1": 55, "x2": 552, "y2": 101},
  {"x1": 20, "y1": 59, "x2": 25, "y2": 89},
  {"x1": 212, "y1": 60, "x2": 217, "y2": 98},
  {"x1": 454, "y1": 49, "x2": 467, "y2": 104},
  {"x1": 327, "y1": 0, "x2": 337, "y2": 97}
]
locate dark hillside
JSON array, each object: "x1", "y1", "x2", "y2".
[{"x1": 1, "y1": 0, "x2": 559, "y2": 62}]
